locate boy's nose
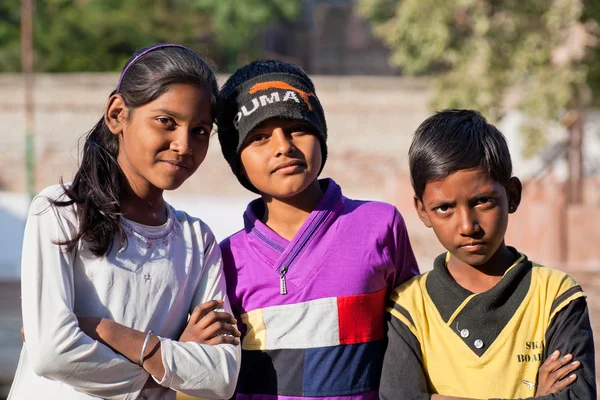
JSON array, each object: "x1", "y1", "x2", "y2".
[
  {"x1": 271, "y1": 128, "x2": 295, "y2": 156},
  {"x1": 457, "y1": 208, "x2": 481, "y2": 236}
]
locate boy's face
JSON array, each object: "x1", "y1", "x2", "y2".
[
  {"x1": 414, "y1": 168, "x2": 521, "y2": 268},
  {"x1": 239, "y1": 117, "x2": 322, "y2": 199}
]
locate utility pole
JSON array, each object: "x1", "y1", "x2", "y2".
[
  {"x1": 21, "y1": 0, "x2": 35, "y2": 199},
  {"x1": 567, "y1": 110, "x2": 584, "y2": 204}
]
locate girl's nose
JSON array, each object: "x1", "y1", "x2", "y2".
[{"x1": 170, "y1": 130, "x2": 192, "y2": 155}]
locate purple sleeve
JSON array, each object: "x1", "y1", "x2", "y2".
[
  {"x1": 388, "y1": 209, "x2": 419, "y2": 288},
  {"x1": 218, "y1": 238, "x2": 239, "y2": 314}
]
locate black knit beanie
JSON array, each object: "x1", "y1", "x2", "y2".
[{"x1": 218, "y1": 65, "x2": 328, "y2": 193}]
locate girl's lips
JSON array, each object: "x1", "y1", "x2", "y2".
[{"x1": 161, "y1": 160, "x2": 191, "y2": 171}]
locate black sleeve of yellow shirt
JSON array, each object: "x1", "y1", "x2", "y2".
[
  {"x1": 538, "y1": 297, "x2": 596, "y2": 399},
  {"x1": 379, "y1": 313, "x2": 429, "y2": 400},
  {"x1": 383, "y1": 298, "x2": 595, "y2": 400},
  {"x1": 491, "y1": 297, "x2": 596, "y2": 400}
]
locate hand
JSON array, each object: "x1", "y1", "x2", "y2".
[
  {"x1": 179, "y1": 299, "x2": 240, "y2": 346},
  {"x1": 21, "y1": 326, "x2": 25, "y2": 342},
  {"x1": 536, "y1": 350, "x2": 580, "y2": 396}
]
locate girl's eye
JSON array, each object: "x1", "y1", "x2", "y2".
[
  {"x1": 157, "y1": 117, "x2": 176, "y2": 128},
  {"x1": 192, "y1": 127, "x2": 210, "y2": 136}
]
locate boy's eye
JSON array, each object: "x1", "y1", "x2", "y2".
[
  {"x1": 248, "y1": 134, "x2": 268, "y2": 144},
  {"x1": 289, "y1": 125, "x2": 313, "y2": 135},
  {"x1": 476, "y1": 197, "x2": 495, "y2": 207},
  {"x1": 434, "y1": 205, "x2": 451, "y2": 214}
]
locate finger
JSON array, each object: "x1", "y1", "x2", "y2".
[
  {"x1": 20, "y1": 326, "x2": 25, "y2": 342},
  {"x1": 538, "y1": 350, "x2": 560, "y2": 382},
  {"x1": 542, "y1": 352, "x2": 573, "y2": 375},
  {"x1": 202, "y1": 321, "x2": 241, "y2": 339},
  {"x1": 189, "y1": 300, "x2": 224, "y2": 324},
  {"x1": 198, "y1": 310, "x2": 236, "y2": 325},
  {"x1": 541, "y1": 350, "x2": 560, "y2": 367},
  {"x1": 551, "y1": 373, "x2": 577, "y2": 393},
  {"x1": 551, "y1": 361, "x2": 581, "y2": 382},
  {"x1": 204, "y1": 335, "x2": 240, "y2": 346}
]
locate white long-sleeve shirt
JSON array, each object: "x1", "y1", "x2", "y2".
[{"x1": 8, "y1": 185, "x2": 241, "y2": 400}]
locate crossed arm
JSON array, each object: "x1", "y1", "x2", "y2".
[
  {"x1": 21, "y1": 197, "x2": 241, "y2": 399},
  {"x1": 379, "y1": 299, "x2": 594, "y2": 400}
]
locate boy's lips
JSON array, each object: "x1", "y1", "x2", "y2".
[
  {"x1": 272, "y1": 160, "x2": 306, "y2": 174},
  {"x1": 460, "y1": 241, "x2": 486, "y2": 252}
]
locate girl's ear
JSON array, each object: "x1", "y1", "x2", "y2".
[
  {"x1": 507, "y1": 176, "x2": 523, "y2": 214},
  {"x1": 414, "y1": 196, "x2": 432, "y2": 228},
  {"x1": 105, "y1": 94, "x2": 128, "y2": 135}
]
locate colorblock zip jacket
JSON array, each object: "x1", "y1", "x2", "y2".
[{"x1": 220, "y1": 179, "x2": 419, "y2": 400}]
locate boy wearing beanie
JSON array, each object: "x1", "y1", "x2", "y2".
[{"x1": 217, "y1": 60, "x2": 419, "y2": 399}]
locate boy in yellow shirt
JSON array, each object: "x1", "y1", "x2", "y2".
[{"x1": 380, "y1": 109, "x2": 595, "y2": 399}]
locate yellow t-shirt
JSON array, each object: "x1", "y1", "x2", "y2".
[{"x1": 381, "y1": 249, "x2": 593, "y2": 399}]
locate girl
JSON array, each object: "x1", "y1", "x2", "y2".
[
  {"x1": 9, "y1": 44, "x2": 241, "y2": 400},
  {"x1": 216, "y1": 60, "x2": 419, "y2": 400}
]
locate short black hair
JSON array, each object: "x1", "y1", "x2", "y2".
[{"x1": 409, "y1": 109, "x2": 512, "y2": 200}]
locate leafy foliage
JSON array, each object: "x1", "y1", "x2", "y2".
[
  {"x1": 1, "y1": 0, "x2": 301, "y2": 73},
  {"x1": 195, "y1": 0, "x2": 301, "y2": 71},
  {"x1": 359, "y1": 0, "x2": 599, "y2": 156}
]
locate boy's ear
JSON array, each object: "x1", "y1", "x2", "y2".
[
  {"x1": 507, "y1": 176, "x2": 522, "y2": 214},
  {"x1": 105, "y1": 94, "x2": 128, "y2": 135},
  {"x1": 414, "y1": 196, "x2": 432, "y2": 228}
]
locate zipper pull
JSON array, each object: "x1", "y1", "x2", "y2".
[{"x1": 279, "y1": 266, "x2": 288, "y2": 295}]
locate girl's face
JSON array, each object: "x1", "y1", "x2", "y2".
[
  {"x1": 239, "y1": 117, "x2": 322, "y2": 199},
  {"x1": 114, "y1": 84, "x2": 213, "y2": 198}
]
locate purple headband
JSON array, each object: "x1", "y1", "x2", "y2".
[{"x1": 116, "y1": 44, "x2": 191, "y2": 92}]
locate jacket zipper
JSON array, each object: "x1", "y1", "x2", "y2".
[{"x1": 275, "y1": 194, "x2": 337, "y2": 295}]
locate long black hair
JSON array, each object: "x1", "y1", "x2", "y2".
[{"x1": 54, "y1": 45, "x2": 218, "y2": 257}]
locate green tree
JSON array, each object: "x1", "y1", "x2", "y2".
[
  {"x1": 195, "y1": 0, "x2": 302, "y2": 71},
  {"x1": 0, "y1": 0, "x2": 21, "y2": 71},
  {"x1": 583, "y1": 0, "x2": 600, "y2": 107},
  {"x1": 1, "y1": 0, "x2": 210, "y2": 72},
  {"x1": 1, "y1": 0, "x2": 302, "y2": 73},
  {"x1": 359, "y1": 0, "x2": 599, "y2": 158}
]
